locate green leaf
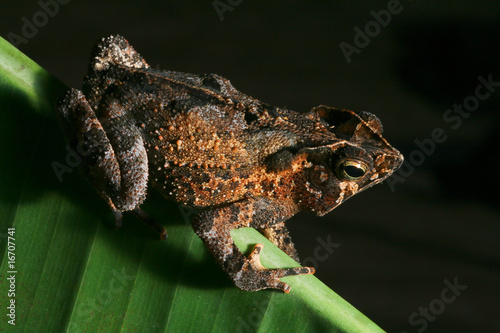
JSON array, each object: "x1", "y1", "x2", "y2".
[{"x1": 0, "y1": 36, "x2": 385, "y2": 333}]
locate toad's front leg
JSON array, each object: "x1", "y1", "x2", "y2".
[{"x1": 192, "y1": 197, "x2": 314, "y2": 292}]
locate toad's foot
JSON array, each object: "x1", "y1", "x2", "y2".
[{"x1": 233, "y1": 243, "x2": 315, "y2": 293}]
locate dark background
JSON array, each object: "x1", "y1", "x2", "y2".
[{"x1": 2, "y1": 1, "x2": 499, "y2": 332}]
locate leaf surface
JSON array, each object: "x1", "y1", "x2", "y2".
[{"x1": 0, "y1": 36, "x2": 384, "y2": 333}]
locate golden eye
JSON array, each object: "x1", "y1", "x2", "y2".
[{"x1": 336, "y1": 159, "x2": 368, "y2": 181}]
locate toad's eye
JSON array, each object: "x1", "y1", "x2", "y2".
[{"x1": 336, "y1": 159, "x2": 368, "y2": 181}]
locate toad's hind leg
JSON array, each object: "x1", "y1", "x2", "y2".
[
  {"x1": 192, "y1": 197, "x2": 314, "y2": 292},
  {"x1": 258, "y1": 223, "x2": 301, "y2": 264},
  {"x1": 58, "y1": 88, "x2": 167, "y2": 239}
]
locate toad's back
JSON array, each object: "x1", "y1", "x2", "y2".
[{"x1": 80, "y1": 39, "x2": 308, "y2": 207}]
